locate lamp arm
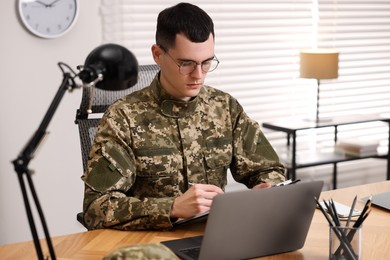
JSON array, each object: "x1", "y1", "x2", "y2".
[
  {"x1": 17, "y1": 73, "x2": 77, "y2": 163},
  {"x1": 12, "y1": 71, "x2": 78, "y2": 260},
  {"x1": 11, "y1": 43, "x2": 138, "y2": 260}
]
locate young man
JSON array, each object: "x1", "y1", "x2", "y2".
[{"x1": 82, "y1": 2, "x2": 285, "y2": 231}]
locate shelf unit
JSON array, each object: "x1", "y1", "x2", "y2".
[{"x1": 262, "y1": 114, "x2": 390, "y2": 189}]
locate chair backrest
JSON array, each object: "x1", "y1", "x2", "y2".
[{"x1": 75, "y1": 64, "x2": 160, "y2": 172}]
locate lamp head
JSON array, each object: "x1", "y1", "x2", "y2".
[
  {"x1": 300, "y1": 49, "x2": 339, "y2": 80},
  {"x1": 78, "y1": 43, "x2": 138, "y2": 90}
]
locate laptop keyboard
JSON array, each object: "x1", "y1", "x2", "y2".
[{"x1": 179, "y1": 246, "x2": 201, "y2": 260}]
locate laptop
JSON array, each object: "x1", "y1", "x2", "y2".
[
  {"x1": 370, "y1": 191, "x2": 390, "y2": 211},
  {"x1": 161, "y1": 180, "x2": 323, "y2": 260}
]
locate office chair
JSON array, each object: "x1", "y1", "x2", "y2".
[{"x1": 74, "y1": 64, "x2": 160, "y2": 228}]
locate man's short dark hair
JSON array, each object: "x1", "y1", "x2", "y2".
[{"x1": 156, "y1": 2, "x2": 215, "y2": 50}]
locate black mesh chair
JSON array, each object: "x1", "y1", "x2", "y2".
[{"x1": 75, "y1": 64, "x2": 160, "y2": 227}]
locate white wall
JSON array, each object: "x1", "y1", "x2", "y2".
[{"x1": 0, "y1": 1, "x2": 101, "y2": 244}]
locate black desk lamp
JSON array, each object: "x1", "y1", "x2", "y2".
[{"x1": 12, "y1": 43, "x2": 138, "y2": 260}]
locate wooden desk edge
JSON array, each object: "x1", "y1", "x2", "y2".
[{"x1": 1, "y1": 181, "x2": 389, "y2": 259}]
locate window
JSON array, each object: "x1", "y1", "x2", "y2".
[{"x1": 100, "y1": 0, "x2": 390, "y2": 189}]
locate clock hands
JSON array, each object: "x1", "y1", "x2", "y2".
[
  {"x1": 34, "y1": 0, "x2": 62, "y2": 8},
  {"x1": 35, "y1": 0, "x2": 50, "y2": 7},
  {"x1": 47, "y1": 0, "x2": 62, "y2": 7}
]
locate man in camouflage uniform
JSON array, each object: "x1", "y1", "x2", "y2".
[{"x1": 82, "y1": 2, "x2": 286, "y2": 231}]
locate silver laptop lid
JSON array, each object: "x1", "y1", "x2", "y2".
[
  {"x1": 199, "y1": 180, "x2": 323, "y2": 260},
  {"x1": 371, "y1": 191, "x2": 390, "y2": 211}
]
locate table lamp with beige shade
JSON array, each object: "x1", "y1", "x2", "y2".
[{"x1": 300, "y1": 49, "x2": 339, "y2": 122}]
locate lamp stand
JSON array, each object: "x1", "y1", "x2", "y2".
[
  {"x1": 315, "y1": 79, "x2": 320, "y2": 122},
  {"x1": 12, "y1": 67, "x2": 78, "y2": 260},
  {"x1": 304, "y1": 79, "x2": 332, "y2": 124}
]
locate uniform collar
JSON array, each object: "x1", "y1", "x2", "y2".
[{"x1": 151, "y1": 75, "x2": 203, "y2": 118}]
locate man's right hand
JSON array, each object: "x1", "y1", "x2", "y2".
[{"x1": 170, "y1": 184, "x2": 224, "y2": 218}]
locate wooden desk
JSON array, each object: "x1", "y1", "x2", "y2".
[{"x1": 1, "y1": 181, "x2": 390, "y2": 259}]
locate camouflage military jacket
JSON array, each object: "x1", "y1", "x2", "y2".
[{"x1": 82, "y1": 75, "x2": 285, "y2": 231}]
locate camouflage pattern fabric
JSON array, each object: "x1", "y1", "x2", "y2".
[
  {"x1": 103, "y1": 243, "x2": 179, "y2": 260},
  {"x1": 81, "y1": 74, "x2": 286, "y2": 230}
]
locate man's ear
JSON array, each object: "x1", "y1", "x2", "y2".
[{"x1": 151, "y1": 44, "x2": 164, "y2": 64}]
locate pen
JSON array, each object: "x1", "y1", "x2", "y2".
[
  {"x1": 346, "y1": 195, "x2": 357, "y2": 227},
  {"x1": 188, "y1": 182, "x2": 197, "y2": 188},
  {"x1": 330, "y1": 199, "x2": 341, "y2": 226},
  {"x1": 315, "y1": 198, "x2": 334, "y2": 227},
  {"x1": 354, "y1": 209, "x2": 371, "y2": 228},
  {"x1": 274, "y1": 179, "x2": 301, "y2": 187},
  {"x1": 289, "y1": 179, "x2": 301, "y2": 185},
  {"x1": 353, "y1": 195, "x2": 372, "y2": 228},
  {"x1": 321, "y1": 200, "x2": 337, "y2": 225},
  {"x1": 323, "y1": 200, "x2": 340, "y2": 227},
  {"x1": 360, "y1": 195, "x2": 372, "y2": 216}
]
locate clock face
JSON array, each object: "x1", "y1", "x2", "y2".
[{"x1": 18, "y1": 0, "x2": 78, "y2": 39}]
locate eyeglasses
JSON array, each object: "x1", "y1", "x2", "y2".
[{"x1": 160, "y1": 46, "x2": 219, "y2": 75}]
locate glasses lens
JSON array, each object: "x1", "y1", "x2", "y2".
[
  {"x1": 179, "y1": 61, "x2": 197, "y2": 75},
  {"x1": 178, "y1": 58, "x2": 219, "y2": 75},
  {"x1": 202, "y1": 58, "x2": 219, "y2": 73}
]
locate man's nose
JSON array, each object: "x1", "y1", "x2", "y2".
[{"x1": 190, "y1": 64, "x2": 203, "y2": 78}]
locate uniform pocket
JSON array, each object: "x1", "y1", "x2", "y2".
[
  {"x1": 133, "y1": 147, "x2": 182, "y2": 198},
  {"x1": 134, "y1": 147, "x2": 182, "y2": 175},
  {"x1": 204, "y1": 137, "x2": 233, "y2": 168},
  {"x1": 203, "y1": 136, "x2": 232, "y2": 188}
]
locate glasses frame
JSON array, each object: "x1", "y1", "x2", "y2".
[{"x1": 159, "y1": 45, "x2": 219, "y2": 75}]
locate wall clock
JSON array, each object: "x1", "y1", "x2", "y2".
[{"x1": 18, "y1": 0, "x2": 79, "y2": 39}]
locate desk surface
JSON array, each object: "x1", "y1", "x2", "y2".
[{"x1": 1, "y1": 181, "x2": 390, "y2": 259}]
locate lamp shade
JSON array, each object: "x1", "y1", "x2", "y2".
[
  {"x1": 300, "y1": 49, "x2": 339, "y2": 79},
  {"x1": 79, "y1": 43, "x2": 139, "y2": 90}
]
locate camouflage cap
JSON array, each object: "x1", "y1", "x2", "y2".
[{"x1": 103, "y1": 243, "x2": 179, "y2": 260}]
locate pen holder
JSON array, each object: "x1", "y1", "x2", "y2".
[{"x1": 329, "y1": 224, "x2": 361, "y2": 260}]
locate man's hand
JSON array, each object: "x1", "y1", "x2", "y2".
[
  {"x1": 253, "y1": 182, "x2": 273, "y2": 189},
  {"x1": 170, "y1": 184, "x2": 224, "y2": 218}
]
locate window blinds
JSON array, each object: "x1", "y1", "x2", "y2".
[
  {"x1": 318, "y1": 0, "x2": 390, "y2": 116},
  {"x1": 100, "y1": 0, "x2": 390, "y2": 120},
  {"x1": 100, "y1": 0, "x2": 314, "y2": 123},
  {"x1": 100, "y1": 0, "x2": 390, "y2": 187},
  {"x1": 316, "y1": 0, "x2": 390, "y2": 149}
]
